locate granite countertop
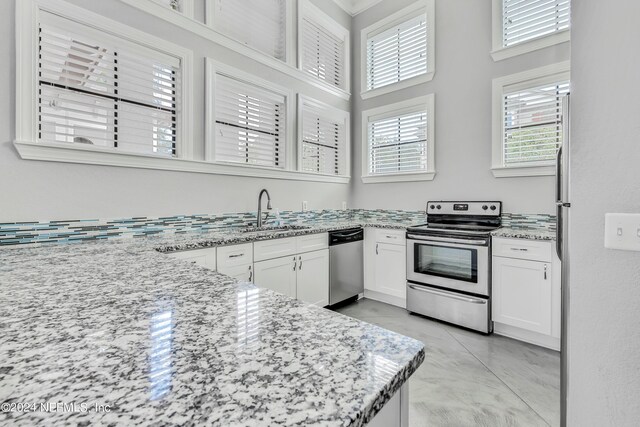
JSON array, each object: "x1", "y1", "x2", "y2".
[
  {"x1": 491, "y1": 226, "x2": 556, "y2": 241},
  {"x1": 0, "y1": 220, "x2": 425, "y2": 426}
]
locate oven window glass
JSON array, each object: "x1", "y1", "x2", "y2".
[{"x1": 414, "y1": 243, "x2": 477, "y2": 283}]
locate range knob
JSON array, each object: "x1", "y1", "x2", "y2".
[
  {"x1": 482, "y1": 205, "x2": 488, "y2": 210},
  {"x1": 490, "y1": 205, "x2": 497, "y2": 211},
  {"x1": 430, "y1": 204, "x2": 435, "y2": 210},
  {"x1": 436, "y1": 205, "x2": 442, "y2": 210}
]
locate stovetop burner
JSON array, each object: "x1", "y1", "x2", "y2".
[{"x1": 408, "y1": 201, "x2": 503, "y2": 237}]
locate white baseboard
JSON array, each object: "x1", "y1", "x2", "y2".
[
  {"x1": 494, "y1": 322, "x2": 560, "y2": 351},
  {"x1": 364, "y1": 289, "x2": 406, "y2": 309}
]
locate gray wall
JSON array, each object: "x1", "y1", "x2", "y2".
[
  {"x1": 568, "y1": 0, "x2": 640, "y2": 424},
  {"x1": 349, "y1": 0, "x2": 569, "y2": 214},
  {"x1": 0, "y1": 0, "x2": 350, "y2": 221}
]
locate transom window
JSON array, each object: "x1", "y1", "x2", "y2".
[
  {"x1": 502, "y1": 0, "x2": 571, "y2": 47},
  {"x1": 37, "y1": 12, "x2": 181, "y2": 158}
]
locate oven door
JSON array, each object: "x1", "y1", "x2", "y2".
[{"x1": 406, "y1": 234, "x2": 490, "y2": 296}]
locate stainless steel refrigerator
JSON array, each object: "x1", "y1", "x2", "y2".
[{"x1": 557, "y1": 94, "x2": 571, "y2": 427}]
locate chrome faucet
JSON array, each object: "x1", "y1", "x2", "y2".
[{"x1": 257, "y1": 189, "x2": 272, "y2": 228}]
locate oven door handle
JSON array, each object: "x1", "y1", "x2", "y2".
[
  {"x1": 408, "y1": 285, "x2": 487, "y2": 304},
  {"x1": 407, "y1": 234, "x2": 488, "y2": 246}
]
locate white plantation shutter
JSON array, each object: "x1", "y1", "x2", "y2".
[
  {"x1": 214, "y1": 74, "x2": 285, "y2": 168},
  {"x1": 301, "y1": 103, "x2": 346, "y2": 176},
  {"x1": 503, "y1": 80, "x2": 569, "y2": 165},
  {"x1": 213, "y1": 0, "x2": 286, "y2": 61},
  {"x1": 301, "y1": 17, "x2": 346, "y2": 90},
  {"x1": 367, "y1": 14, "x2": 427, "y2": 91},
  {"x1": 38, "y1": 12, "x2": 180, "y2": 157},
  {"x1": 368, "y1": 111, "x2": 428, "y2": 175},
  {"x1": 503, "y1": 0, "x2": 571, "y2": 47}
]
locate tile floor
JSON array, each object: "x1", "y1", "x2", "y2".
[{"x1": 335, "y1": 299, "x2": 560, "y2": 427}]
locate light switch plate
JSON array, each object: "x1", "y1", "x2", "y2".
[
  {"x1": 302, "y1": 201, "x2": 308, "y2": 212},
  {"x1": 342, "y1": 201, "x2": 347, "y2": 210},
  {"x1": 604, "y1": 213, "x2": 640, "y2": 251}
]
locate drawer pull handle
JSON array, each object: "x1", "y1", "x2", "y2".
[
  {"x1": 510, "y1": 248, "x2": 529, "y2": 252},
  {"x1": 228, "y1": 253, "x2": 245, "y2": 258},
  {"x1": 544, "y1": 264, "x2": 548, "y2": 280},
  {"x1": 248, "y1": 265, "x2": 252, "y2": 282},
  {"x1": 386, "y1": 235, "x2": 397, "y2": 239},
  {"x1": 376, "y1": 243, "x2": 379, "y2": 255}
]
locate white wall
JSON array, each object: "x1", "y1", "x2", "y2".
[
  {"x1": 349, "y1": 0, "x2": 570, "y2": 214},
  {"x1": 568, "y1": 0, "x2": 640, "y2": 424},
  {"x1": 0, "y1": 0, "x2": 350, "y2": 221}
]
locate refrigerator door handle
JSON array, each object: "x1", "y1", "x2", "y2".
[
  {"x1": 556, "y1": 203, "x2": 563, "y2": 260},
  {"x1": 556, "y1": 146, "x2": 563, "y2": 203}
]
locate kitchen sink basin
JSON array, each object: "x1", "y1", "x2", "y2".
[{"x1": 238, "y1": 225, "x2": 311, "y2": 234}]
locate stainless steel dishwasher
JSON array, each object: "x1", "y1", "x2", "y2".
[{"x1": 329, "y1": 228, "x2": 364, "y2": 306}]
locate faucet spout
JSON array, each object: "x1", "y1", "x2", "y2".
[{"x1": 257, "y1": 189, "x2": 272, "y2": 228}]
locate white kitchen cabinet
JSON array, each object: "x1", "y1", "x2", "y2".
[
  {"x1": 296, "y1": 249, "x2": 329, "y2": 307},
  {"x1": 166, "y1": 247, "x2": 217, "y2": 270},
  {"x1": 492, "y1": 257, "x2": 552, "y2": 334},
  {"x1": 364, "y1": 228, "x2": 407, "y2": 308},
  {"x1": 217, "y1": 243, "x2": 254, "y2": 282},
  {"x1": 492, "y1": 237, "x2": 561, "y2": 350},
  {"x1": 219, "y1": 263, "x2": 253, "y2": 282},
  {"x1": 253, "y1": 255, "x2": 297, "y2": 298}
]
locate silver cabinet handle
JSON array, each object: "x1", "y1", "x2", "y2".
[
  {"x1": 293, "y1": 256, "x2": 297, "y2": 271},
  {"x1": 299, "y1": 255, "x2": 302, "y2": 270},
  {"x1": 386, "y1": 235, "x2": 397, "y2": 239},
  {"x1": 510, "y1": 247, "x2": 529, "y2": 252},
  {"x1": 544, "y1": 264, "x2": 548, "y2": 280},
  {"x1": 376, "y1": 243, "x2": 379, "y2": 255},
  {"x1": 229, "y1": 253, "x2": 245, "y2": 258},
  {"x1": 408, "y1": 284, "x2": 487, "y2": 304},
  {"x1": 248, "y1": 265, "x2": 252, "y2": 282}
]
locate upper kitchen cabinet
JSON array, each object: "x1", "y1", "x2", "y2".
[{"x1": 491, "y1": 0, "x2": 571, "y2": 61}]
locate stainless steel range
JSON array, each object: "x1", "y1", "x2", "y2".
[{"x1": 406, "y1": 201, "x2": 502, "y2": 333}]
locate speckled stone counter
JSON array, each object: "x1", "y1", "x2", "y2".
[
  {"x1": 0, "y1": 221, "x2": 425, "y2": 426},
  {"x1": 491, "y1": 227, "x2": 556, "y2": 241}
]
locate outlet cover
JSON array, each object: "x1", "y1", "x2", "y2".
[
  {"x1": 604, "y1": 213, "x2": 640, "y2": 251},
  {"x1": 342, "y1": 201, "x2": 347, "y2": 210},
  {"x1": 302, "y1": 201, "x2": 308, "y2": 212}
]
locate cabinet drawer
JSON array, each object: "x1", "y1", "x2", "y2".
[
  {"x1": 254, "y1": 237, "x2": 297, "y2": 262},
  {"x1": 375, "y1": 229, "x2": 405, "y2": 246},
  {"x1": 217, "y1": 243, "x2": 253, "y2": 268},
  {"x1": 492, "y1": 237, "x2": 552, "y2": 262},
  {"x1": 296, "y1": 233, "x2": 328, "y2": 253},
  {"x1": 166, "y1": 248, "x2": 217, "y2": 270}
]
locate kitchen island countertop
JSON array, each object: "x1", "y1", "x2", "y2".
[{"x1": 0, "y1": 220, "x2": 424, "y2": 426}]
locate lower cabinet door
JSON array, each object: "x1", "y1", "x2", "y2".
[
  {"x1": 253, "y1": 256, "x2": 297, "y2": 298},
  {"x1": 297, "y1": 249, "x2": 329, "y2": 307},
  {"x1": 373, "y1": 242, "x2": 406, "y2": 299},
  {"x1": 218, "y1": 263, "x2": 253, "y2": 283},
  {"x1": 492, "y1": 256, "x2": 552, "y2": 335}
]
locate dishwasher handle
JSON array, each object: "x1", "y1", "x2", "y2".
[{"x1": 329, "y1": 228, "x2": 364, "y2": 245}]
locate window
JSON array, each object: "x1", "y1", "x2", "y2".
[
  {"x1": 207, "y1": 60, "x2": 293, "y2": 170},
  {"x1": 36, "y1": 10, "x2": 184, "y2": 158},
  {"x1": 298, "y1": 96, "x2": 349, "y2": 177},
  {"x1": 491, "y1": 0, "x2": 571, "y2": 61},
  {"x1": 298, "y1": 0, "x2": 350, "y2": 92},
  {"x1": 362, "y1": 95, "x2": 435, "y2": 183},
  {"x1": 361, "y1": 1, "x2": 434, "y2": 99},
  {"x1": 492, "y1": 62, "x2": 570, "y2": 177},
  {"x1": 208, "y1": 0, "x2": 287, "y2": 61}
]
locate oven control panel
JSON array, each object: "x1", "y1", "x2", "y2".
[{"x1": 427, "y1": 201, "x2": 502, "y2": 216}]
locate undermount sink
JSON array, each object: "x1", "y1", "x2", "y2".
[{"x1": 238, "y1": 225, "x2": 311, "y2": 234}]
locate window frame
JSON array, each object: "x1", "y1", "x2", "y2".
[
  {"x1": 205, "y1": 58, "x2": 295, "y2": 172},
  {"x1": 297, "y1": 95, "x2": 351, "y2": 178},
  {"x1": 297, "y1": 0, "x2": 351, "y2": 94},
  {"x1": 15, "y1": 0, "x2": 194, "y2": 166},
  {"x1": 360, "y1": 0, "x2": 435, "y2": 100},
  {"x1": 361, "y1": 94, "x2": 435, "y2": 184},
  {"x1": 491, "y1": 0, "x2": 571, "y2": 61},
  {"x1": 206, "y1": 0, "x2": 293, "y2": 65},
  {"x1": 491, "y1": 61, "x2": 570, "y2": 177}
]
